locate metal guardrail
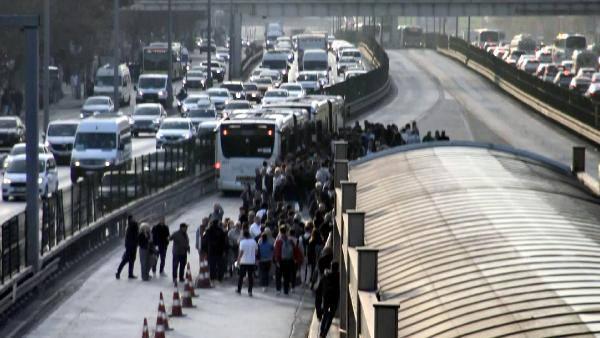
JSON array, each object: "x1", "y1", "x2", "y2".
[
  {"x1": 438, "y1": 35, "x2": 600, "y2": 144},
  {"x1": 324, "y1": 32, "x2": 390, "y2": 118},
  {"x1": 0, "y1": 136, "x2": 216, "y2": 315}
]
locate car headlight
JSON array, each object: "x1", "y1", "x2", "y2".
[
  {"x1": 74, "y1": 161, "x2": 80, "y2": 167},
  {"x1": 137, "y1": 90, "x2": 143, "y2": 97},
  {"x1": 2, "y1": 177, "x2": 11, "y2": 184},
  {"x1": 282, "y1": 69, "x2": 287, "y2": 75},
  {"x1": 38, "y1": 177, "x2": 43, "y2": 184},
  {"x1": 235, "y1": 93, "x2": 242, "y2": 98},
  {"x1": 156, "y1": 134, "x2": 164, "y2": 140},
  {"x1": 158, "y1": 90, "x2": 166, "y2": 97},
  {"x1": 251, "y1": 93, "x2": 257, "y2": 97},
  {"x1": 80, "y1": 113, "x2": 85, "y2": 119},
  {"x1": 104, "y1": 160, "x2": 111, "y2": 167},
  {"x1": 184, "y1": 133, "x2": 191, "y2": 139},
  {"x1": 3, "y1": 160, "x2": 9, "y2": 168},
  {"x1": 216, "y1": 70, "x2": 222, "y2": 74},
  {"x1": 153, "y1": 118, "x2": 161, "y2": 124}
]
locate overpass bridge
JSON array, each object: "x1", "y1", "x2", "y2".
[{"x1": 129, "y1": 0, "x2": 600, "y2": 16}]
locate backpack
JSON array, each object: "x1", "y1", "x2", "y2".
[{"x1": 281, "y1": 239, "x2": 293, "y2": 260}]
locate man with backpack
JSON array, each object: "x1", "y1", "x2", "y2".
[{"x1": 274, "y1": 225, "x2": 296, "y2": 295}]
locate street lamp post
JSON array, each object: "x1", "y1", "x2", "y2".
[
  {"x1": 167, "y1": 0, "x2": 173, "y2": 105},
  {"x1": 207, "y1": 0, "x2": 213, "y2": 88},
  {"x1": 43, "y1": 0, "x2": 50, "y2": 130},
  {"x1": 113, "y1": 0, "x2": 120, "y2": 111}
]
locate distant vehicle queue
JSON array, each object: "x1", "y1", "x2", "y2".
[
  {"x1": 0, "y1": 29, "x2": 369, "y2": 201},
  {"x1": 476, "y1": 30, "x2": 600, "y2": 100}
]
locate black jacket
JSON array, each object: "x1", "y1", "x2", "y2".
[
  {"x1": 125, "y1": 220, "x2": 139, "y2": 249},
  {"x1": 205, "y1": 225, "x2": 226, "y2": 256},
  {"x1": 321, "y1": 270, "x2": 340, "y2": 305},
  {"x1": 152, "y1": 222, "x2": 170, "y2": 248}
]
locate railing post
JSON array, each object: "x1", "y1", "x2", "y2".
[
  {"x1": 334, "y1": 160, "x2": 349, "y2": 188},
  {"x1": 346, "y1": 210, "x2": 365, "y2": 248},
  {"x1": 572, "y1": 146, "x2": 586, "y2": 173},
  {"x1": 374, "y1": 302, "x2": 399, "y2": 338},
  {"x1": 333, "y1": 140, "x2": 348, "y2": 160},
  {"x1": 340, "y1": 181, "x2": 357, "y2": 213},
  {"x1": 357, "y1": 247, "x2": 378, "y2": 291}
]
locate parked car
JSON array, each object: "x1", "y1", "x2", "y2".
[
  {"x1": 2, "y1": 153, "x2": 58, "y2": 200},
  {"x1": 131, "y1": 103, "x2": 167, "y2": 136},
  {"x1": 0, "y1": 116, "x2": 25, "y2": 152},
  {"x1": 155, "y1": 118, "x2": 195, "y2": 149},
  {"x1": 81, "y1": 96, "x2": 114, "y2": 119},
  {"x1": 45, "y1": 119, "x2": 79, "y2": 164}
]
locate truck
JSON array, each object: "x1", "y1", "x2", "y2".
[
  {"x1": 265, "y1": 22, "x2": 284, "y2": 50},
  {"x1": 296, "y1": 33, "x2": 328, "y2": 70},
  {"x1": 573, "y1": 50, "x2": 598, "y2": 74}
]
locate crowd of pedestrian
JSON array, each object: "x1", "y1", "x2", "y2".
[
  {"x1": 114, "y1": 118, "x2": 455, "y2": 337},
  {"x1": 341, "y1": 120, "x2": 450, "y2": 159}
]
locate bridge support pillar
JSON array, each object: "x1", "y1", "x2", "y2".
[
  {"x1": 230, "y1": 11, "x2": 242, "y2": 79},
  {"x1": 388, "y1": 16, "x2": 398, "y2": 48}
]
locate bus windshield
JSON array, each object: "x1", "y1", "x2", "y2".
[
  {"x1": 303, "y1": 61, "x2": 328, "y2": 71},
  {"x1": 480, "y1": 31, "x2": 499, "y2": 43},
  {"x1": 566, "y1": 36, "x2": 587, "y2": 50},
  {"x1": 143, "y1": 48, "x2": 170, "y2": 72},
  {"x1": 220, "y1": 124, "x2": 274, "y2": 158}
]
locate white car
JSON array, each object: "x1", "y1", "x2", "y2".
[
  {"x1": 262, "y1": 89, "x2": 290, "y2": 104},
  {"x1": 215, "y1": 47, "x2": 230, "y2": 62},
  {"x1": 3, "y1": 143, "x2": 50, "y2": 170},
  {"x1": 45, "y1": 120, "x2": 79, "y2": 164},
  {"x1": 206, "y1": 88, "x2": 232, "y2": 110},
  {"x1": 2, "y1": 153, "x2": 59, "y2": 200},
  {"x1": 259, "y1": 69, "x2": 283, "y2": 87},
  {"x1": 81, "y1": 96, "x2": 114, "y2": 119},
  {"x1": 221, "y1": 100, "x2": 253, "y2": 118},
  {"x1": 155, "y1": 118, "x2": 195, "y2": 149},
  {"x1": 296, "y1": 71, "x2": 322, "y2": 93},
  {"x1": 131, "y1": 103, "x2": 167, "y2": 136},
  {"x1": 187, "y1": 106, "x2": 217, "y2": 127},
  {"x1": 337, "y1": 56, "x2": 359, "y2": 75},
  {"x1": 183, "y1": 70, "x2": 207, "y2": 93},
  {"x1": 279, "y1": 83, "x2": 305, "y2": 98},
  {"x1": 345, "y1": 69, "x2": 367, "y2": 80},
  {"x1": 181, "y1": 94, "x2": 211, "y2": 114}
]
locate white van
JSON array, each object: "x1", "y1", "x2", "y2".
[
  {"x1": 70, "y1": 115, "x2": 132, "y2": 183},
  {"x1": 94, "y1": 64, "x2": 132, "y2": 106},
  {"x1": 45, "y1": 119, "x2": 80, "y2": 164},
  {"x1": 136, "y1": 74, "x2": 171, "y2": 107},
  {"x1": 302, "y1": 49, "x2": 329, "y2": 72}
]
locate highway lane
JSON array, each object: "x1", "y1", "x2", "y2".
[{"x1": 358, "y1": 49, "x2": 600, "y2": 176}]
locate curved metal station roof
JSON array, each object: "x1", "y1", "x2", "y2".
[{"x1": 351, "y1": 143, "x2": 600, "y2": 338}]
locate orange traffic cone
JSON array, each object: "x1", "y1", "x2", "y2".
[
  {"x1": 195, "y1": 253, "x2": 212, "y2": 289},
  {"x1": 170, "y1": 289, "x2": 184, "y2": 317},
  {"x1": 187, "y1": 278, "x2": 198, "y2": 298},
  {"x1": 142, "y1": 318, "x2": 150, "y2": 338},
  {"x1": 158, "y1": 292, "x2": 171, "y2": 331},
  {"x1": 186, "y1": 262, "x2": 193, "y2": 282},
  {"x1": 155, "y1": 312, "x2": 166, "y2": 338},
  {"x1": 182, "y1": 281, "x2": 195, "y2": 308}
]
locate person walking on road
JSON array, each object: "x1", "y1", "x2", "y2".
[
  {"x1": 138, "y1": 223, "x2": 154, "y2": 281},
  {"x1": 258, "y1": 231, "x2": 274, "y2": 292},
  {"x1": 116, "y1": 215, "x2": 139, "y2": 279},
  {"x1": 151, "y1": 217, "x2": 170, "y2": 276},
  {"x1": 196, "y1": 217, "x2": 208, "y2": 264},
  {"x1": 236, "y1": 229, "x2": 258, "y2": 296},
  {"x1": 319, "y1": 261, "x2": 340, "y2": 338},
  {"x1": 274, "y1": 225, "x2": 295, "y2": 296},
  {"x1": 170, "y1": 223, "x2": 190, "y2": 287}
]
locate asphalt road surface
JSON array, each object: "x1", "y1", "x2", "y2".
[{"x1": 357, "y1": 48, "x2": 600, "y2": 177}]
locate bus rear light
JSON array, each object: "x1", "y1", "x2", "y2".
[
  {"x1": 223, "y1": 129, "x2": 228, "y2": 136},
  {"x1": 268, "y1": 129, "x2": 273, "y2": 136},
  {"x1": 215, "y1": 161, "x2": 221, "y2": 170}
]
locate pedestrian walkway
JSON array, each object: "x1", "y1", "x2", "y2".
[{"x1": 26, "y1": 194, "x2": 313, "y2": 338}]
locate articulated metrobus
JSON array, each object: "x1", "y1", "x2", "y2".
[
  {"x1": 472, "y1": 29, "x2": 505, "y2": 49},
  {"x1": 142, "y1": 42, "x2": 184, "y2": 79},
  {"x1": 398, "y1": 25, "x2": 423, "y2": 48},
  {"x1": 215, "y1": 114, "x2": 296, "y2": 191}
]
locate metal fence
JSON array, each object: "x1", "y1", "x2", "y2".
[
  {"x1": 323, "y1": 32, "x2": 389, "y2": 103},
  {"x1": 442, "y1": 36, "x2": 600, "y2": 129},
  {"x1": 1, "y1": 136, "x2": 215, "y2": 284}
]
